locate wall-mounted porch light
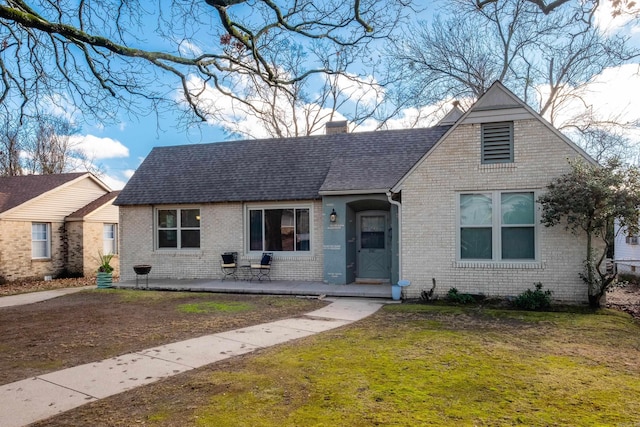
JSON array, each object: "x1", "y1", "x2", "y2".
[{"x1": 329, "y1": 208, "x2": 337, "y2": 223}]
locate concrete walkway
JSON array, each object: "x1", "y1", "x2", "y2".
[
  {"x1": 0, "y1": 292, "x2": 387, "y2": 427},
  {"x1": 0, "y1": 286, "x2": 92, "y2": 308}
]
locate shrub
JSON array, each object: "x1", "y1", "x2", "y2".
[
  {"x1": 55, "y1": 269, "x2": 83, "y2": 279},
  {"x1": 513, "y1": 283, "x2": 552, "y2": 310},
  {"x1": 446, "y1": 287, "x2": 475, "y2": 304}
]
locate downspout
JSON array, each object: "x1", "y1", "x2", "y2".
[{"x1": 387, "y1": 191, "x2": 402, "y2": 280}]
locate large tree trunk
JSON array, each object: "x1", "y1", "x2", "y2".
[{"x1": 588, "y1": 292, "x2": 604, "y2": 309}]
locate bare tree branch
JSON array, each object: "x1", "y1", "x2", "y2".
[{"x1": 0, "y1": 1, "x2": 409, "y2": 126}]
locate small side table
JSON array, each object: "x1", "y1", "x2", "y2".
[{"x1": 239, "y1": 265, "x2": 251, "y2": 281}]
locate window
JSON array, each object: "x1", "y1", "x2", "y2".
[
  {"x1": 482, "y1": 122, "x2": 513, "y2": 164},
  {"x1": 103, "y1": 223, "x2": 118, "y2": 254},
  {"x1": 459, "y1": 191, "x2": 535, "y2": 261},
  {"x1": 156, "y1": 208, "x2": 200, "y2": 249},
  {"x1": 626, "y1": 235, "x2": 639, "y2": 245},
  {"x1": 248, "y1": 207, "x2": 310, "y2": 252},
  {"x1": 32, "y1": 223, "x2": 50, "y2": 259}
]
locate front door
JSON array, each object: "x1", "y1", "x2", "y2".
[{"x1": 356, "y1": 211, "x2": 390, "y2": 279}]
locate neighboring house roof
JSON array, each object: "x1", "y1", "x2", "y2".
[
  {"x1": 0, "y1": 172, "x2": 89, "y2": 214},
  {"x1": 67, "y1": 191, "x2": 121, "y2": 220},
  {"x1": 115, "y1": 126, "x2": 451, "y2": 205}
]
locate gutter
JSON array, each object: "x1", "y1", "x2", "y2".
[{"x1": 386, "y1": 191, "x2": 402, "y2": 281}]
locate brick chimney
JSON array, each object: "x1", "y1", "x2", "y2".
[{"x1": 325, "y1": 120, "x2": 349, "y2": 135}]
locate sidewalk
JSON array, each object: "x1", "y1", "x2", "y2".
[
  {"x1": 0, "y1": 295, "x2": 387, "y2": 427},
  {"x1": 0, "y1": 286, "x2": 92, "y2": 308}
]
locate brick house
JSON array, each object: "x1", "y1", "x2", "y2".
[
  {"x1": 0, "y1": 172, "x2": 120, "y2": 281},
  {"x1": 115, "y1": 82, "x2": 594, "y2": 302}
]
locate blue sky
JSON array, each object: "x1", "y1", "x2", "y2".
[{"x1": 69, "y1": 2, "x2": 640, "y2": 190}]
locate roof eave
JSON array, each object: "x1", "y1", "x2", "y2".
[{"x1": 319, "y1": 188, "x2": 390, "y2": 196}]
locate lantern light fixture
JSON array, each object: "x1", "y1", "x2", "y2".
[{"x1": 329, "y1": 208, "x2": 337, "y2": 223}]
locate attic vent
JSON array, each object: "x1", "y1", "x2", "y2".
[
  {"x1": 626, "y1": 235, "x2": 639, "y2": 245},
  {"x1": 325, "y1": 121, "x2": 349, "y2": 135},
  {"x1": 482, "y1": 122, "x2": 513, "y2": 164}
]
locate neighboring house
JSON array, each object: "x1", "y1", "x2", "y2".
[
  {"x1": 115, "y1": 82, "x2": 594, "y2": 303},
  {"x1": 614, "y1": 220, "x2": 640, "y2": 277},
  {"x1": 0, "y1": 173, "x2": 120, "y2": 281}
]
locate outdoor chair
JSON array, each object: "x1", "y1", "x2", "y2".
[
  {"x1": 220, "y1": 252, "x2": 238, "y2": 281},
  {"x1": 250, "y1": 252, "x2": 273, "y2": 281}
]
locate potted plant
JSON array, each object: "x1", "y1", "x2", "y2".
[{"x1": 96, "y1": 252, "x2": 114, "y2": 288}]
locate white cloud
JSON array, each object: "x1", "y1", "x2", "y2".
[
  {"x1": 123, "y1": 169, "x2": 136, "y2": 179},
  {"x1": 540, "y1": 63, "x2": 640, "y2": 133},
  {"x1": 332, "y1": 73, "x2": 385, "y2": 108},
  {"x1": 70, "y1": 134, "x2": 130, "y2": 160},
  {"x1": 99, "y1": 173, "x2": 127, "y2": 190},
  {"x1": 178, "y1": 40, "x2": 203, "y2": 57},
  {"x1": 594, "y1": 2, "x2": 639, "y2": 34},
  {"x1": 182, "y1": 75, "x2": 352, "y2": 138}
]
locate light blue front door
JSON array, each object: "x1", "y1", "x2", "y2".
[{"x1": 356, "y1": 211, "x2": 390, "y2": 279}]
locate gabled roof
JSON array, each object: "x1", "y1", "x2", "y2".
[
  {"x1": 115, "y1": 126, "x2": 451, "y2": 206},
  {"x1": 391, "y1": 81, "x2": 596, "y2": 193},
  {"x1": 67, "y1": 191, "x2": 121, "y2": 220},
  {"x1": 0, "y1": 172, "x2": 89, "y2": 214}
]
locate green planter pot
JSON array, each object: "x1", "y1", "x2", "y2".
[{"x1": 96, "y1": 272, "x2": 113, "y2": 289}]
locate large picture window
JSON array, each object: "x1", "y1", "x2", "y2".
[
  {"x1": 156, "y1": 208, "x2": 200, "y2": 249},
  {"x1": 32, "y1": 223, "x2": 51, "y2": 259},
  {"x1": 249, "y1": 207, "x2": 310, "y2": 252},
  {"x1": 459, "y1": 191, "x2": 535, "y2": 261}
]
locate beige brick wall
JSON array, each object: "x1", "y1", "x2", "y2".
[
  {"x1": 81, "y1": 222, "x2": 120, "y2": 277},
  {"x1": 0, "y1": 220, "x2": 66, "y2": 281},
  {"x1": 400, "y1": 119, "x2": 590, "y2": 303},
  {"x1": 56, "y1": 221, "x2": 121, "y2": 278},
  {"x1": 66, "y1": 221, "x2": 84, "y2": 275},
  {"x1": 119, "y1": 202, "x2": 323, "y2": 282}
]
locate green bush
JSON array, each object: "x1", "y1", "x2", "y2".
[
  {"x1": 446, "y1": 287, "x2": 475, "y2": 304},
  {"x1": 513, "y1": 283, "x2": 552, "y2": 310}
]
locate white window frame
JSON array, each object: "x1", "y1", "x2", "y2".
[
  {"x1": 32, "y1": 222, "x2": 51, "y2": 259},
  {"x1": 103, "y1": 223, "x2": 118, "y2": 255},
  {"x1": 457, "y1": 190, "x2": 538, "y2": 262},
  {"x1": 245, "y1": 203, "x2": 313, "y2": 255},
  {"x1": 154, "y1": 207, "x2": 201, "y2": 250}
]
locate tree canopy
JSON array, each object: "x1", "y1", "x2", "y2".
[
  {"x1": 0, "y1": 0, "x2": 408, "y2": 126},
  {"x1": 386, "y1": 0, "x2": 639, "y2": 161}
]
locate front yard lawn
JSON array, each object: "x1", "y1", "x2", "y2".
[{"x1": 33, "y1": 303, "x2": 640, "y2": 426}]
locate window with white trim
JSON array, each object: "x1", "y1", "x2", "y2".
[
  {"x1": 459, "y1": 191, "x2": 536, "y2": 261},
  {"x1": 103, "y1": 223, "x2": 118, "y2": 254},
  {"x1": 482, "y1": 122, "x2": 513, "y2": 164},
  {"x1": 156, "y1": 208, "x2": 200, "y2": 249},
  {"x1": 248, "y1": 206, "x2": 310, "y2": 252},
  {"x1": 32, "y1": 223, "x2": 51, "y2": 259}
]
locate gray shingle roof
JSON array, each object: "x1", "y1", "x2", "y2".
[
  {"x1": 0, "y1": 172, "x2": 88, "y2": 214},
  {"x1": 115, "y1": 126, "x2": 451, "y2": 206}
]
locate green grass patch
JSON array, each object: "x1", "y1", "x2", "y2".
[
  {"x1": 190, "y1": 305, "x2": 640, "y2": 426},
  {"x1": 176, "y1": 301, "x2": 253, "y2": 314},
  {"x1": 93, "y1": 289, "x2": 209, "y2": 303}
]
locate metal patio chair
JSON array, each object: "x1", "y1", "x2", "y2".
[
  {"x1": 220, "y1": 252, "x2": 238, "y2": 281},
  {"x1": 250, "y1": 252, "x2": 273, "y2": 281}
]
